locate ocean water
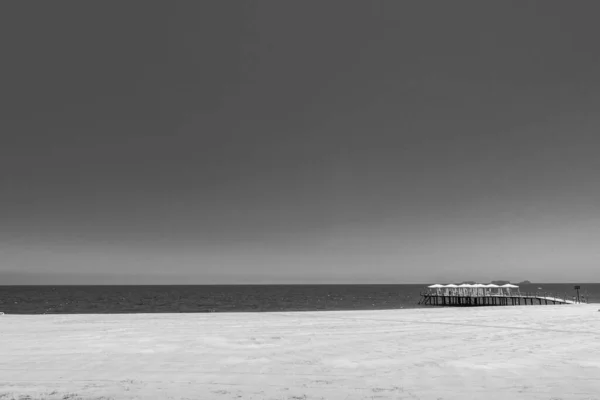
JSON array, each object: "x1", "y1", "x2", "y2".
[{"x1": 0, "y1": 284, "x2": 597, "y2": 315}]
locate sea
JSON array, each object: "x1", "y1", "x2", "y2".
[{"x1": 0, "y1": 284, "x2": 598, "y2": 315}]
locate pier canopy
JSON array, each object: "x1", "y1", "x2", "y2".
[
  {"x1": 442, "y1": 284, "x2": 458, "y2": 295},
  {"x1": 457, "y1": 283, "x2": 473, "y2": 295},
  {"x1": 424, "y1": 283, "x2": 523, "y2": 297},
  {"x1": 473, "y1": 283, "x2": 486, "y2": 295},
  {"x1": 483, "y1": 283, "x2": 500, "y2": 295},
  {"x1": 500, "y1": 283, "x2": 520, "y2": 295},
  {"x1": 427, "y1": 284, "x2": 444, "y2": 294}
]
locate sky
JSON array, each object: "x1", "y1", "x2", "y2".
[{"x1": 1, "y1": 1, "x2": 600, "y2": 284}]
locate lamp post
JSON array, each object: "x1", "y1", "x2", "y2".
[{"x1": 574, "y1": 286, "x2": 580, "y2": 303}]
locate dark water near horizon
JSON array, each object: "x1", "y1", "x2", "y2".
[{"x1": 0, "y1": 284, "x2": 598, "y2": 315}]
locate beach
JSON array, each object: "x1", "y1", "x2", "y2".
[{"x1": 1, "y1": 305, "x2": 599, "y2": 400}]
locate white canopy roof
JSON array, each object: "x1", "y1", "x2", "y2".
[
  {"x1": 484, "y1": 284, "x2": 500, "y2": 287},
  {"x1": 428, "y1": 284, "x2": 444, "y2": 288},
  {"x1": 458, "y1": 284, "x2": 473, "y2": 287},
  {"x1": 501, "y1": 284, "x2": 519, "y2": 288},
  {"x1": 444, "y1": 284, "x2": 458, "y2": 287}
]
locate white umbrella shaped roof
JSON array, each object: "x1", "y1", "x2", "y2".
[
  {"x1": 458, "y1": 284, "x2": 473, "y2": 287},
  {"x1": 501, "y1": 284, "x2": 519, "y2": 288},
  {"x1": 428, "y1": 284, "x2": 444, "y2": 288},
  {"x1": 485, "y1": 284, "x2": 500, "y2": 287},
  {"x1": 445, "y1": 284, "x2": 458, "y2": 287}
]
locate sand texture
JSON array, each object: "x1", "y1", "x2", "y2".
[{"x1": 1, "y1": 305, "x2": 600, "y2": 400}]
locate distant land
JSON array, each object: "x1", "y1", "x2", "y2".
[
  {"x1": 459, "y1": 280, "x2": 532, "y2": 285},
  {"x1": 489, "y1": 280, "x2": 532, "y2": 285}
]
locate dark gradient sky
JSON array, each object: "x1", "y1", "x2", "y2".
[{"x1": 1, "y1": 1, "x2": 600, "y2": 284}]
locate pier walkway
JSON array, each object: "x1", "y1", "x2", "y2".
[{"x1": 418, "y1": 293, "x2": 578, "y2": 306}]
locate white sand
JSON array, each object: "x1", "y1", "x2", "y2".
[{"x1": 1, "y1": 305, "x2": 600, "y2": 400}]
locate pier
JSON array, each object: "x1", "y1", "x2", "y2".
[
  {"x1": 418, "y1": 283, "x2": 584, "y2": 306},
  {"x1": 418, "y1": 293, "x2": 576, "y2": 306}
]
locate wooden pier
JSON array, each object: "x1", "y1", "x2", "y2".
[{"x1": 418, "y1": 293, "x2": 577, "y2": 307}]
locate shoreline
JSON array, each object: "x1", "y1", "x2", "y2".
[
  {"x1": 2, "y1": 302, "x2": 594, "y2": 316},
  {"x1": 2, "y1": 305, "x2": 600, "y2": 399}
]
